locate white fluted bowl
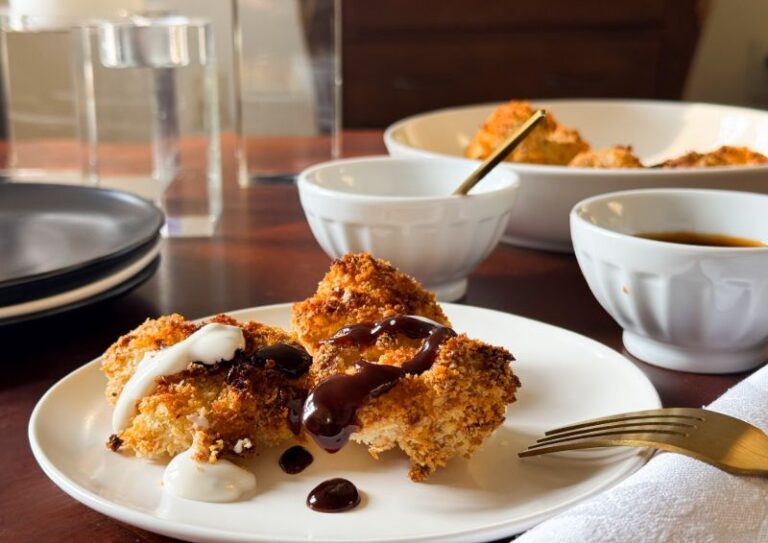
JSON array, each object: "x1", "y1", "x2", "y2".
[
  {"x1": 571, "y1": 188, "x2": 768, "y2": 373},
  {"x1": 297, "y1": 156, "x2": 519, "y2": 301}
]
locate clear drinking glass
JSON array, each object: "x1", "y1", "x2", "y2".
[
  {"x1": 0, "y1": 13, "x2": 92, "y2": 184},
  {"x1": 75, "y1": 15, "x2": 222, "y2": 237},
  {"x1": 232, "y1": 0, "x2": 342, "y2": 184}
]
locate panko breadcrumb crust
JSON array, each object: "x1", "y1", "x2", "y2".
[
  {"x1": 569, "y1": 145, "x2": 644, "y2": 168},
  {"x1": 101, "y1": 314, "x2": 308, "y2": 461},
  {"x1": 291, "y1": 253, "x2": 451, "y2": 351},
  {"x1": 464, "y1": 100, "x2": 589, "y2": 165},
  {"x1": 293, "y1": 253, "x2": 521, "y2": 481},
  {"x1": 660, "y1": 145, "x2": 768, "y2": 168},
  {"x1": 310, "y1": 332, "x2": 519, "y2": 481}
]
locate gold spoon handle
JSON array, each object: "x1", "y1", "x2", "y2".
[{"x1": 452, "y1": 109, "x2": 547, "y2": 196}]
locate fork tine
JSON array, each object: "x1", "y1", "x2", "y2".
[
  {"x1": 545, "y1": 408, "x2": 704, "y2": 436},
  {"x1": 537, "y1": 420, "x2": 697, "y2": 443},
  {"x1": 529, "y1": 427, "x2": 688, "y2": 449},
  {"x1": 518, "y1": 435, "x2": 676, "y2": 458}
]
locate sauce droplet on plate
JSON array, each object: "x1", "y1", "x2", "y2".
[
  {"x1": 279, "y1": 445, "x2": 314, "y2": 474},
  {"x1": 306, "y1": 478, "x2": 361, "y2": 512}
]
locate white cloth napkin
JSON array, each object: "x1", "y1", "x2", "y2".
[{"x1": 516, "y1": 364, "x2": 768, "y2": 543}]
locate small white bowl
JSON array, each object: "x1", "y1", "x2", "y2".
[
  {"x1": 297, "y1": 156, "x2": 519, "y2": 301},
  {"x1": 386, "y1": 100, "x2": 768, "y2": 252},
  {"x1": 571, "y1": 188, "x2": 768, "y2": 374}
]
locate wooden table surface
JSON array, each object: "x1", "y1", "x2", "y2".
[{"x1": 0, "y1": 130, "x2": 747, "y2": 542}]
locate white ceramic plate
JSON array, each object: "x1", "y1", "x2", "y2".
[
  {"x1": 0, "y1": 241, "x2": 160, "y2": 320},
  {"x1": 385, "y1": 99, "x2": 768, "y2": 252},
  {"x1": 29, "y1": 303, "x2": 660, "y2": 543}
]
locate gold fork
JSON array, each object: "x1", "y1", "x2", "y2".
[{"x1": 519, "y1": 407, "x2": 768, "y2": 475}]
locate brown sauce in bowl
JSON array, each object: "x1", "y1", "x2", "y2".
[{"x1": 635, "y1": 231, "x2": 766, "y2": 247}]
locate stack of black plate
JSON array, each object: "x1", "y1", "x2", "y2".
[{"x1": 0, "y1": 184, "x2": 164, "y2": 325}]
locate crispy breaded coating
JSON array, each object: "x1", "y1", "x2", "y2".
[
  {"x1": 102, "y1": 313, "x2": 198, "y2": 405},
  {"x1": 292, "y1": 253, "x2": 520, "y2": 481},
  {"x1": 101, "y1": 314, "x2": 308, "y2": 460},
  {"x1": 310, "y1": 331, "x2": 520, "y2": 481},
  {"x1": 660, "y1": 145, "x2": 768, "y2": 168},
  {"x1": 291, "y1": 253, "x2": 450, "y2": 352},
  {"x1": 569, "y1": 145, "x2": 644, "y2": 168},
  {"x1": 465, "y1": 100, "x2": 589, "y2": 165}
]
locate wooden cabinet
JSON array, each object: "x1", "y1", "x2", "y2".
[{"x1": 342, "y1": 0, "x2": 701, "y2": 127}]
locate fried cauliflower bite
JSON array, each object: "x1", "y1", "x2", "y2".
[
  {"x1": 661, "y1": 145, "x2": 768, "y2": 168},
  {"x1": 101, "y1": 314, "x2": 309, "y2": 461},
  {"x1": 568, "y1": 145, "x2": 644, "y2": 168},
  {"x1": 291, "y1": 253, "x2": 450, "y2": 352},
  {"x1": 465, "y1": 100, "x2": 589, "y2": 165},
  {"x1": 310, "y1": 328, "x2": 520, "y2": 481},
  {"x1": 292, "y1": 253, "x2": 520, "y2": 481}
]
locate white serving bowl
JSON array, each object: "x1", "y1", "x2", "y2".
[
  {"x1": 385, "y1": 99, "x2": 768, "y2": 252},
  {"x1": 571, "y1": 188, "x2": 768, "y2": 374},
  {"x1": 297, "y1": 156, "x2": 519, "y2": 301}
]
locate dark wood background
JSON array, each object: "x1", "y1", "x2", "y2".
[{"x1": 342, "y1": 0, "x2": 701, "y2": 127}]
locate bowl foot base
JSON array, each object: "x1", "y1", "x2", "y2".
[
  {"x1": 501, "y1": 234, "x2": 573, "y2": 253},
  {"x1": 622, "y1": 331, "x2": 767, "y2": 374},
  {"x1": 425, "y1": 278, "x2": 467, "y2": 302}
]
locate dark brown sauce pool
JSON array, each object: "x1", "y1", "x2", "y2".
[
  {"x1": 306, "y1": 478, "x2": 361, "y2": 512},
  {"x1": 278, "y1": 445, "x2": 313, "y2": 474},
  {"x1": 635, "y1": 231, "x2": 766, "y2": 247}
]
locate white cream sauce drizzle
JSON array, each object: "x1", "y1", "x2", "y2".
[
  {"x1": 162, "y1": 433, "x2": 257, "y2": 502},
  {"x1": 112, "y1": 323, "x2": 245, "y2": 432}
]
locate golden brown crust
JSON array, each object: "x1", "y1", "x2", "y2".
[
  {"x1": 467, "y1": 101, "x2": 768, "y2": 170},
  {"x1": 293, "y1": 253, "x2": 520, "y2": 481},
  {"x1": 464, "y1": 100, "x2": 589, "y2": 165},
  {"x1": 102, "y1": 314, "x2": 197, "y2": 405},
  {"x1": 291, "y1": 253, "x2": 450, "y2": 352},
  {"x1": 101, "y1": 314, "x2": 307, "y2": 461},
  {"x1": 660, "y1": 145, "x2": 768, "y2": 168},
  {"x1": 310, "y1": 333, "x2": 520, "y2": 481},
  {"x1": 568, "y1": 145, "x2": 644, "y2": 168}
]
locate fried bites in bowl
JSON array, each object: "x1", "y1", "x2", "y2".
[
  {"x1": 386, "y1": 100, "x2": 768, "y2": 251},
  {"x1": 464, "y1": 101, "x2": 589, "y2": 165}
]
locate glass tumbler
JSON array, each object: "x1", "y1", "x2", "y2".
[
  {"x1": 232, "y1": 0, "x2": 342, "y2": 184},
  {"x1": 0, "y1": 13, "x2": 92, "y2": 184},
  {"x1": 76, "y1": 15, "x2": 222, "y2": 237}
]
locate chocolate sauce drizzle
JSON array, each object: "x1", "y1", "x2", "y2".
[
  {"x1": 302, "y1": 315, "x2": 456, "y2": 452},
  {"x1": 306, "y1": 478, "x2": 361, "y2": 512},
  {"x1": 285, "y1": 390, "x2": 308, "y2": 435}
]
